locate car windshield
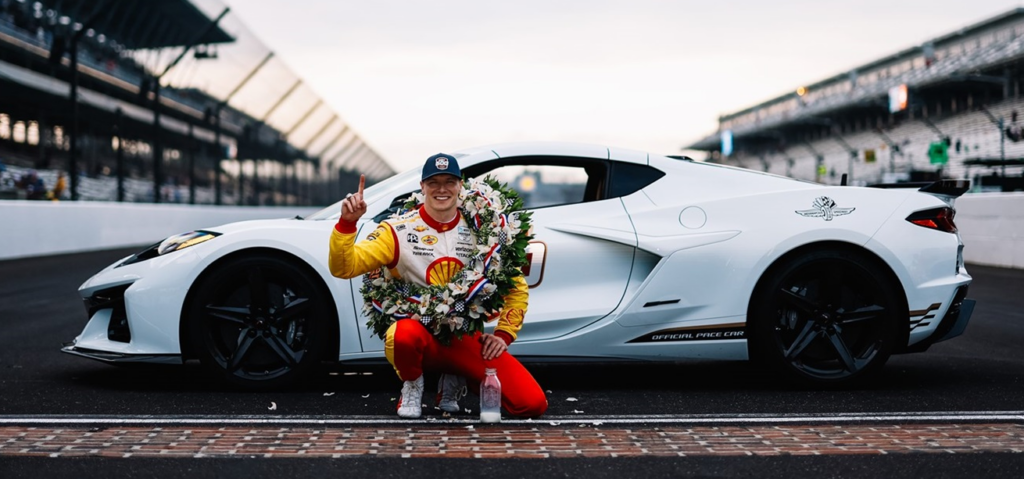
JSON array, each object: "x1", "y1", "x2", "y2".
[{"x1": 305, "y1": 168, "x2": 419, "y2": 221}]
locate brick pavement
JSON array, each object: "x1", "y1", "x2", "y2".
[{"x1": 1, "y1": 423, "x2": 1022, "y2": 458}]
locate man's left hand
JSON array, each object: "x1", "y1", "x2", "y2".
[{"x1": 479, "y1": 333, "x2": 507, "y2": 360}]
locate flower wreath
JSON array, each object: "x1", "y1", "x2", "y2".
[{"x1": 360, "y1": 175, "x2": 533, "y2": 346}]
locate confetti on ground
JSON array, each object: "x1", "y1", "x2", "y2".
[{"x1": 267, "y1": 402, "x2": 277, "y2": 411}]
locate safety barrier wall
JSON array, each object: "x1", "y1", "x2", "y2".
[
  {"x1": 0, "y1": 194, "x2": 1021, "y2": 268},
  {"x1": 0, "y1": 201, "x2": 316, "y2": 261},
  {"x1": 955, "y1": 193, "x2": 1024, "y2": 270}
]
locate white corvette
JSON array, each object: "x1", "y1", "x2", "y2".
[{"x1": 63, "y1": 142, "x2": 975, "y2": 388}]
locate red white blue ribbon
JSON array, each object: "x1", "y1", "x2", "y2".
[
  {"x1": 483, "y1": 243, "x2": 501, "y2": 271},
  {"x1": 466, "y1": 277, "x2": 490, "y2": 302}
]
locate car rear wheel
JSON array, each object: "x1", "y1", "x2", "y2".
[
  {"x1": 750, "y1": 249, "x2": 902, "y2": 385},
  {"x1": 186, "y1": 254, "x2": 330, "y2": 390}
]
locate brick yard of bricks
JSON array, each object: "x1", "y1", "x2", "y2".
[{"x1": 1, "y1": 423, "x2": 1022, "y2": 458}]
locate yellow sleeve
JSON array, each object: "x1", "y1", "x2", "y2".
[
  {"x1": 328, "y1": 222, "x2": 398, "y2": 279},
  {"x1": 494, "y1": 275, "x2": 529, "y2": 342}
]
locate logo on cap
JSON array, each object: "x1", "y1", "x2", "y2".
[{"x1": 435, "y1": 157, "x2": 449, "y2": 170}]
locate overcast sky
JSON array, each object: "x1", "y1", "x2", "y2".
[{"x1": 223, "y1": 0, "x2": 1023, "y2": 172}]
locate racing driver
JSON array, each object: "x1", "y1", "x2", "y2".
[{"x1": 328, "y1": 153, "x2": 548, "y2": 419}]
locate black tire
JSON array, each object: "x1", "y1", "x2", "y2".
[
  {"x1": 186, "y1": 254, "x2": 330, "y2": 390},
  {"x1": 749, "y1": 249, "x2": 902, "y2": 386}
]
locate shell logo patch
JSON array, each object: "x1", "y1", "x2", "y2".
[
  {"x1": 421, "y1": 235, "x2": 438, "y2": 246},
  {"x1": 426, "y1": 257, "x2": 464, "y2": 285}
]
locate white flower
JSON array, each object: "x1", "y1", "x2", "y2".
[
  {"x1": 483, "y1": 283, "x2": 497, "y2": 295},
  {"x1": 436, "y1": 303, "x2": 450, "y2": 315},
  {"x1": 449, "y1": 282, "x2": 468, "y2": 295},
  {"x1": 445, "y1": 316, "x2": 463, "y2": 331},
  {"x1": 372, "y1": 277, "x2": 384, "y2": 287}
]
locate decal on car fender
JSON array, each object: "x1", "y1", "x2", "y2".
[
  {"x1": 628, "y1": 323, "x2": 746, "y2": 343},
  {"x1": 909, "y1": 302, "x2": 942, "y2": 330},
  {"x1": 795, "y1": 196, "x2": 855, "y2": 221},
  {"x1": 523, "y1": 241, "x2": 547, "y2": 288}
]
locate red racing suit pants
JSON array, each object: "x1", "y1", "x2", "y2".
[{"x1": 385, "y1": 319, "x2": 548, "y2": 418}]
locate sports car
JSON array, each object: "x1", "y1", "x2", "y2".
[{"x1": 63, "y1": 142, "x2": 975, "y2": 388}]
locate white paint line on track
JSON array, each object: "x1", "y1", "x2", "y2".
[{"x1": 1, "y1": 411, "x2": 1023, "y2": 426}]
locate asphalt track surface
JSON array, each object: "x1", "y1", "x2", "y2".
[{"x1": 1, "y1": 247, "x2": 1023, "y2": 477}]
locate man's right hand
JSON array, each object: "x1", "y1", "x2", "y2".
[{"x1": 340, "y1": 174, "x2": 367, "y2": 223}]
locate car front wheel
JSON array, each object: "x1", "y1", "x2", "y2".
[
  {"x1": 186, "y1": 254, "x2": 330, "y2": 390},
  {"x1": 750, "y1": 249, "x2": 903, "y2": 385}
]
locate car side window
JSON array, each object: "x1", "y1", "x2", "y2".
[
  {"x1": 482, "y1": 164, "x2": 591, "y2": 209},
  {"x1": 608, "y1": 162, "x2": 665, "y2": 197},
  {"x1": 463, "y1": 156, "x2": 611, "y2": 209},
  {"x1": 372, "y1": 157, "x2": 664, "y2": 216}
]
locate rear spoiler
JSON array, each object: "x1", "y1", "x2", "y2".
[{"x1": 867, "y1": 180, "x2": 970, "y2": 198}]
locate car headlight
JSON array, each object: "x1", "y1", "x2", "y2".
[
  {"x1": 118, "y1": 231, "x2": 220, "y2": 267},
  {"x1": 157, "y1": 231, "x2": 219, "y2": 255}
]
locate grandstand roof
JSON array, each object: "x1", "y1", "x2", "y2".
[
  {"x1": 37, "y1": 0, "x2": 234, "y2": 49},
  {"x1": 686, "y1": 8, "x2": 1024, "y2": 151}
]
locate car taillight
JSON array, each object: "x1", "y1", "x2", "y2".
[{"x1": 906, "y1": 207, "x2": 957, "y2": 233}]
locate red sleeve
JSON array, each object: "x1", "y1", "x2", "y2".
[
  {"x1": 335, "y1": 218, "x2": 358, "y2": 234},
  {"x1": 494, "y1": 331, "x2": 514, "y2": 346}
]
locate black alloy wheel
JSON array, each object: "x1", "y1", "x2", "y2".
[
  {"x1": 187, "y1": 255, "x2": 330, "y2": 390},
  {"x1": 751, "y1": 249, "x2": 902, "y2": 385}
]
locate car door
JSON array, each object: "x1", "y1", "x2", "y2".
[{"x1": 463, "y1": 157, "x2": 637, "y2": 342}]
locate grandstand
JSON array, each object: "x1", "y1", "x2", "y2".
[
  {"x1": 686, "y1": 8, "x2": 1024, "y2": 192},
  {"x1": 0, "y1": 0, "x2": 394, "y2": 205}
]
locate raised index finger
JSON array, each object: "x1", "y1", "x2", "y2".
[{"x1": 358, "y1": 174, "x2": 365, "y2": 196}]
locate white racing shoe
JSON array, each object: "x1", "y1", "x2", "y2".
[
  {"x1": 436, "y1": 374, "x2": 467, "y2": 413},
  {"x1": 396, "y1": 376, "x2": 424, "y2": 419}
]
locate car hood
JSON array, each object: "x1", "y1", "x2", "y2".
[{"x1": 203, "y1": 217, "x2": 318, "y2": 235}]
